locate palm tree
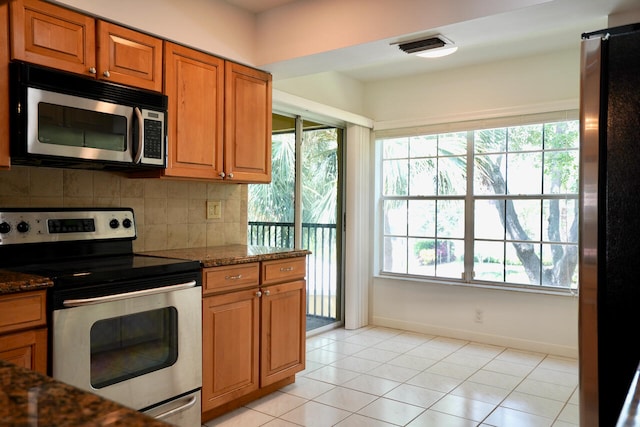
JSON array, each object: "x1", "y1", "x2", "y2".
[{"x1": 248, "y1": 127, "x2": 339, "y2": 245}]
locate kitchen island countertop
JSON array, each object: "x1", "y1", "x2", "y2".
[
  {"x1": 0, "y1": 270, "x2": 53, "y2": 295},
  {"x1": 141, "y1": 244, "x2": 311, "y2": 268},
  {"x1": 0, "y1": 359, "x2": 171, "y2": 427}
]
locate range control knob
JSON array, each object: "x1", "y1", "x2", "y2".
[
  {"x1": 16, "y1": 221, "x2": 30, "y2": 233},
  {"x1": 122, "y1": 218, "x2": 132, "y2": 229},
  {"x1": 109, "y1": 219, "x2": 120, "y2": 229},
  {"x1": 0, "y1": 222, "x2": 10, "y2": 234}
]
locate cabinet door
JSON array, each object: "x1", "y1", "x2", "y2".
[
  {"x1": 1, "y1": 0, "x2": 9, "y2": 169},
  {"x1": 260, "y1": 280, "x2": 306, "y2": 386},
  {"x1": 224, "y1": 62, "x2": 272, "y2": 183},
  {"x1": 0, "y1": 290, "x2": 46, "y2": 334},
  {"x1": 10, "y1": 0, "x2": 96, "y2": 76},
  {"x1": 0, "y1": 328, "x2": 47, "y2": 374},
  {"x1": 202, "y1": 289, "x2": 260, "y2": 412},
  {"x1": 164, "y1": 42, "x2": 224, "y2": 180},
  {"x1": 96, "y1": 21, "x2": 163, "y2": 92}
]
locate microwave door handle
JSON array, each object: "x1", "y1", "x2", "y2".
[{"x1": 133, "y1": 106, "x2": 144, "y2": 164}]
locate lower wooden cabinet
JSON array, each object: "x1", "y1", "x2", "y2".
[
  {"x1": 202, "y1": 287, "x2": 260, "y2": 411},
  {"x1": 0, "y1": 290, "x2": 48, "y2": 374},
  {"x1": 260, "y1": 279, "x2": 306, "y2": 386},
  {"x1": 201, "y1": 257, "x2": 307, "y2": 421},
  {"x1": 0, "y1": 328, "x2": 47, "y2": 373}
]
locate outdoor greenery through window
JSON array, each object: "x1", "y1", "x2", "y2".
[{"x1": 378, "y1": 117, "x2": 579, "y2": 290}]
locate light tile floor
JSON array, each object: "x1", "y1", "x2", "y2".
[{"x1": 204, "y1": 326, "x2": 579, "y2": 427}]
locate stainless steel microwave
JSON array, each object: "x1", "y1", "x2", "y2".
[{"x1": 9, "y1": 62, "x2": 167, "y2": 170}]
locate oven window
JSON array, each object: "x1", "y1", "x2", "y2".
[
  {"x1": 90, "y1": 307, "x2": 178, "y2": 389},
  {"x1": 38, "y1": 102, "x2": 127, "y2": 151}
]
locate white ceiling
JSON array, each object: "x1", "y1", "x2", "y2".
[{"x1": 222, "y1": 0, "x2": 639, "y2": 82}]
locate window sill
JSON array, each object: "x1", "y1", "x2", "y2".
[{"x1": 374, "y1": 272, "x2": 578, "y2": 297}]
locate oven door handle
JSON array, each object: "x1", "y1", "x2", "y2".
[
  {"x1": 152, "y1": 394, "x2": 198, "y2": 421},
  {"x1": 62, "y1": 280, "x2": 197, "y2": 307}
]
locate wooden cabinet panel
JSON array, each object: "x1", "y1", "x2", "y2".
[
  {"x1": 163, "y1": 42, "x2": 224, "y2": 180},
  {"x1": 0, "y1": 328, "x2": 47, "y2": 374},
  {"x1": 260, "y1": 280, "x2": 306, "y2": 386},
  {"x1": 203, "y1": 263, "x2": 259, "y2": 296},
  {"x1": 1, "y1": 0, "x2": 9, "y2": 169},
  {"x1": 202, "y1": 289, "x2": 260, "y2": 412},
  {"x1": 224, "y1": 62, "x2": 272, "y2": 183},
  {"x1": 96, "y1": 21, "x2": 163, "y2": 92},
  {"x1": 11, "y1": 0, "x2": 162, "y2": 90},
  {"x1": 0, "y1": 290, "x2": 46, "y2": 334},
  {"x1": 11, "y1": 0, "x2": 96, "y2": 76},
  {"x1": 261, "y1": 257, "x2": 306, "y2": 286},
  {"x1": 0, "y1": 290, "x2": 48, "y2": 374}
]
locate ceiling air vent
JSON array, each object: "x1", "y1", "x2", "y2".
[
  {"x1": 394, "y1": 35, "x2": 458, "y2": 58},
  {"x1": 397, "y1": 36, "x2": 447, "y2": 54}
]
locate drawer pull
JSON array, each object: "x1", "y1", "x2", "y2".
[
  {"x1": 280, "y1": 267, "x2": 294, "y2": 272},
  {"x1": 225, "y1": 274, "x2": 243, "y2": 280}
]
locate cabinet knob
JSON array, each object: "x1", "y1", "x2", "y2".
[
  {"x1": 227, "y1": 173, "x2": 234, "y2": 179},
  {"x1": 255, "y1": 291, "x2": 262, "y2": 298},
  {"x1": 103, "y1": 70, "x2": 111, "y2": 78},
  {"x1": 263, "y1": 290, "x2": 270, "y2": 296},
  {"x1": 219, "y1": 172, "x2": 226, "y2": 178},
  {"x1": 88, "y1": 67, "x2": 97, "y2": 75}
]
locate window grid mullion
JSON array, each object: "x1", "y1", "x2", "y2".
[{"x1": 378, "y1": 118, "x2": 579, "y2": 291}]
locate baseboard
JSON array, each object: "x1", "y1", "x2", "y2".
[{"x1": 372, "y1": 316, "x2": 578, "y2": 358}]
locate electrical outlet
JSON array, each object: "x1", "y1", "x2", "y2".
[
  {"x1": 474, "y1": 308, "x2": 483, "y2": 324},
  {"x1": 206, "y1": 201, "x2": 221, "y2": 219}
]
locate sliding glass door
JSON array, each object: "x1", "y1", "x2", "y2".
[{"x1": 248, "y1": 113, "x2": 343, "y2": 331}]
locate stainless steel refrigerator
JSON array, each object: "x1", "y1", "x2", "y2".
[{"x1": 579, "y1": 22, "x2": 640, "y2": 427}]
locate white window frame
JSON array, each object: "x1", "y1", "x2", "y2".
[{"x1": 373, "y1": 110, "x2": 580, "y2": 294}]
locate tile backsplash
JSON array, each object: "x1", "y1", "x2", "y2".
[{"x1": 0, "y1": 166, "x2": 248, "y2": 252}]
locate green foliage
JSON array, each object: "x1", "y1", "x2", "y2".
[{"x1": 248, "y1": 127, "x2": 339, "y2": 226}]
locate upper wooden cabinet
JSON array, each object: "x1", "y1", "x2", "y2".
[
  {"x1": 224, "y1": 62, "x2": 272, "y2": 183},
  {"x1": 160, "y1": 43, "x2": 272, "y2": 183},
  {"x1": 96, "y1": 21, "x2": 163, "y2": 92},
  {"x1": 1, "y1": 0, "x2": 10, "y2": 169},
  {"x1": 163, "y1": 42, "x2": 224, "y2": 180},
  {"x1": 10, "y1": 0, "x2": 163, "y2": 92}
]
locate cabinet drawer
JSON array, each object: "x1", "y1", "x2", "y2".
[
  {"x1": 0, "y1": 290, "x2": 46, "y2": 334},
  {"x1": 203, "y1": 263, "x2": 260, "y2": 295},
  {"x1": 261, "y1": 257, "x2": 306, "y2": 285}
]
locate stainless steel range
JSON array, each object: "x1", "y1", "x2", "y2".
[{"x1": 0, "y1": 208, "x2": 202, "y2": 427}]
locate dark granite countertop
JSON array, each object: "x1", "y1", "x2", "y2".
[
  {"x1": 0, "y1": 270, "x2": 53, "y2": 295},
  {"x1": 141, "y1": 244, "x2": 311, "y2": 268},
  {"x1": 0, "y1": 360, "x2": 170, "y2": 427}
]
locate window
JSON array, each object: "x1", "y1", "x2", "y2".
[{"x1": 377, "y1": 115, "x2": 579, "y2": 291}]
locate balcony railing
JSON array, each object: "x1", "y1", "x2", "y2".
[{"x1": 248, "y1": 221, "x2": 338, "y2": 321}]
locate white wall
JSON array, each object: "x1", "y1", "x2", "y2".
[
  {"x1": 364, "y1": 47, "x2": 580, "y2": 357},
  {"x1": 274, "y1": 72, "x2": 366, "y2": 116},
  {"x1": 365, "y1": 48, "x2": 580, "y2": 125}
]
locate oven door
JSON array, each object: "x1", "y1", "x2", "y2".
[{"x1": 52, "y1": 282, "x2": 201, "y2": 413}]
